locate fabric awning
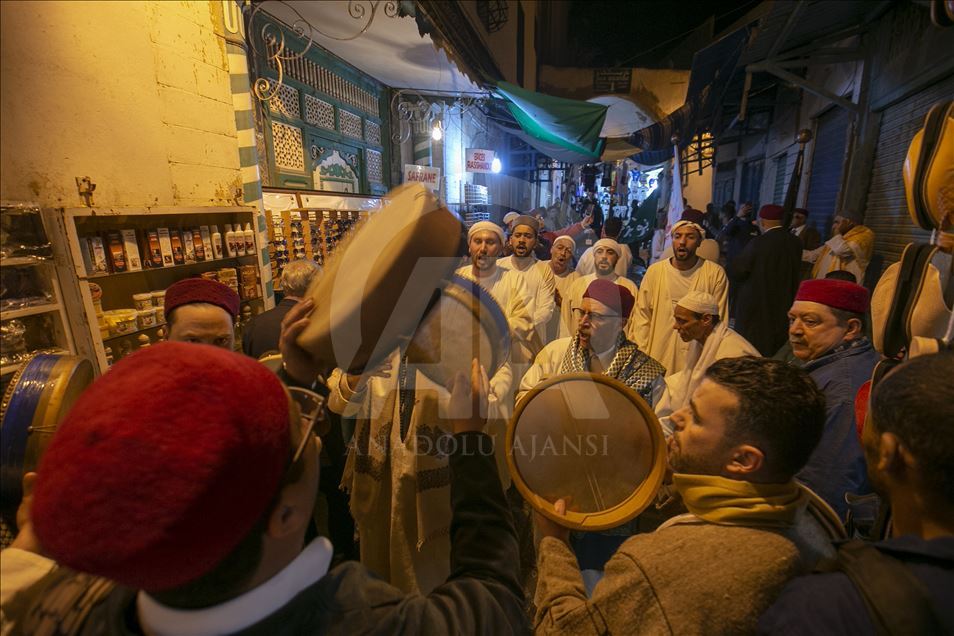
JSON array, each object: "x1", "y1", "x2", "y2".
[{"x1": 495, "y1": 81, "x2": 608, "y2": 161}]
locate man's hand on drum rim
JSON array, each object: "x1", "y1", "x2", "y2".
[
  {"x1": 534, "y1": 497, "x2": 571, "y2": 545},
  {"x1": 447, "y1": 359, "x2": 490, "y2": 435},
  {"x1": 279, "y1": 298, "x2": 321, "y2": 385}
]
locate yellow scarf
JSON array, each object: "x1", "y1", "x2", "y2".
[{"x1": 672, "y1": 473, "x2": 808, "y2": 528}]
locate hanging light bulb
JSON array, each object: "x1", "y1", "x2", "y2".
[
  {"x1": 431, "y1": 123, "x2": 443, "y2": 141},
  {"x1": 491, "y1": 157, "x2": 502, "y2": 173}
]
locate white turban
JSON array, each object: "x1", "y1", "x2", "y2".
[
  {"x1": 553, "y1": 235, "x2": 575, "y2": 249},
  {"x1": 502, "y1": 212, "x2": 520, "y2": 225},
  {"x1": 671, "y1": 219, "x2": 704, "y2": 238},
  {"x1": 677, "y1": 290, "x2": 719, "y2": 316},
  {"x1": 593, "y1": 238, "x2": 621, "y2": 256},
  {"x1": 468, "y1": 220, "x2": 505, "y2": 244}
]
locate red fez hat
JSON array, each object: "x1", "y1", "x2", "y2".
[
  {"x1": 794, "y1": 207, "x2": 809, "y2": 217},
  {"x1": 164, "y1": 278, "x2": 240, "y2": 321},
  {"x1": 583, "y1": 278, "x2": 635, "y2": 320},
  {"x1": 32, "y1": 342, "x2": 291, "y2": 592},
  {"x1": 758, "y1": 204, "x2": 785, "y2": 220},
  {"x1": 795, "y1": 278, "x2": 870, "y2": 314}
]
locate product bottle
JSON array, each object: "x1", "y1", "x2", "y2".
[
  {"x1": 211, "y1": 225, "x2": 224, "y2": 259},
  {"x1": 192, "y1": 228, "x2": 206, "y2": 261},
  {"x1": 170, "y1": 230, "x2": 185, "y2": 265},
  {"x1": 234, "y1": 223, "x2": 246, "y2": 256},
  {"x1": 243, "y1": 223, "x2": 255, "y2": 255},
  {"x1": 225, "y1": 224, "x2": 237, "y2": 257}
]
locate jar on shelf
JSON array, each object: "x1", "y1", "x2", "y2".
[
  {"x1": 104, "y1": 309, "x2": 138, "y2": 336},
  {"x1": 132, "y1": 293, "x2": 153, "y2": 312}
]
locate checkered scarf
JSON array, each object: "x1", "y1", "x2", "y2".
[{"x1": 559, "y1": 332, "x2": 666, "y2": 404}]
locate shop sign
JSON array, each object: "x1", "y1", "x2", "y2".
[
  {"x1": 403, "y1": 164, "x2": 441, "y2": 193},
  {"x1": 593, "y1": 68, "x2": 632, "y2": 94},
  {"x1": 465, "y1": 148, "x2": 495, "y2": 173}
]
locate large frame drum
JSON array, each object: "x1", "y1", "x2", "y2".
[
  {"x1": 297, "y1": 183, "x2": 509, "y2": 384},
  {"x1": 507, "y1": 373, "x2": 667, "y2": 531},
  {"x1": 1, "y1": 354, "x2": 94, "y2": 511}
]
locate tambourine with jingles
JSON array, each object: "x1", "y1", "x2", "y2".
[
  {"x1": 296, "y1": 183, "x2": 510, "y2": 384},
  {"x1": 1, "y1": 354, "x2": 94, "y2": 512},
  {"x1": 507, "y1": 373, "x2": 668, "y2": 531}
]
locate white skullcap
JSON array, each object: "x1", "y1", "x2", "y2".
[
  {"x1": 671, "y1": 220, "x2": 704, "y2": 237},
  {"x1": 502, "y1": 212, "x2": 520, "y2": 225},
  {"x1": 677, "y1": 290, "x2": 719, "y2": 316},
  {"x1": 593, "y1": 238, "x2": 621, "y2": 255},
  {"x1": 468, "y1": 220, "x2": 505, "y2": 244},
  {"x1": 553, "y1": 235, "x2": 575, "y2": 249}
]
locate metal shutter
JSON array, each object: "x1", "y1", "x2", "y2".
[
  {"x1": 772, "y1": 153, "x2": 789, "y2": 204},
  {"x1": 864, "y1": 73, "x2": 954, "y2": 273},
  {"x1": 805, "y1": 106, "x2": 851, "y2": 233}
]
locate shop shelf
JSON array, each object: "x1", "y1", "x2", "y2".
[
  {"x1": 100, "y1": 298, "x2": 262, "y2": 344},
  {"x1": 86, "y1": 254, "x2": 257, "y2": 280},
  {"x1": 1, "y1": 362, "x2": 24, "y2": 376},
  {"x1": 0, "y1": 302, "x2": 62, "y2": 320},
  {"x1": 0, "y1": 256, "x2": 48, "y2": 267}
]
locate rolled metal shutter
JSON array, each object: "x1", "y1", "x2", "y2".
[
  {"x1": 864, "y1": 73, "x2": 954, "y2": 273},
  {"x1": 805, "y1": 106, "x2": 851, "y2": 234}
]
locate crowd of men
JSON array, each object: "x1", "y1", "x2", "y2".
[{"x1": 0, "y1": 200, "x2": 950, "y2": 635}]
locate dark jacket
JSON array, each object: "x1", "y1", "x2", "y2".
[
  {"x1": 722, "y1": 216, "x2": 760, "y2": 265},
  {"x1": 5, "y1": 433, "x2": 528, "y2": 635},
  {"x1": 798, "y1": 340, "x2": 880, "y2": 520},
  {"x1": 242, "y1": 297, "x2": 298, "y2": 359},
  {"x1": 794, "y1": 224, "x2": 821, "y2": 251},
  {"x1": 757, "y1": 535, "x2": 954, "y2": 634},
  {"x1": 729, "y1": 227, "x2": 802, "y2": 356},
  {"x1": 793, "y1": 225, "x2": 822, "y2": 280}
]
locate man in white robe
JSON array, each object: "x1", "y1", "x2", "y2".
[
  {"x1": 575, "y1": 217, "x2": 633, "y2": 278},
  {"x1": 544, "y1": 235, "x2": 580, "y2": 343},
  {"x1": 331, "y1": 221, "x2": 527, "y2": 595},
  {"x1": 498, "y1": 215, "x2": 556, "y2": 357},
  {"x1": 633, "y1": 217, "x2": 728, "y2": 375},
  {"x1": 519, "y1": 278, "x2": 665, "y2": 409},
  {"x1": 560, "y1": 239, "x2": 638, "y2": 340},
  {"x1": 654, "y1": 290, "x2": 760, "y2": 434},
  {"x1": 456, "y1": 221, "x2": 535, "y2": 366},
  {"x1": 804, "y1": 210, "x2": 876, "y2": 285}
]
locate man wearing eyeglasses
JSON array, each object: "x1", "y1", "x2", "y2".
[
  {"x1": 4, "y1": 343, "x2": 528, "y2": 634},
  {"x1": 518, "y1": 279, "x2": 665, "y2": 408},
  {"x1": 559, "y1": 239, "x2": 638, "y2": 341}
]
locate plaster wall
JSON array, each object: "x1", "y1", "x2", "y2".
[
  {"x1": 1, "y1": 0, "x2": 242, "y2": 207},
  {"x1": 538, "y1": 65, "x2": 690, "y2": 124},
  {"x1": 458, "y1": 0, "x2": 536, "y2": 89}
]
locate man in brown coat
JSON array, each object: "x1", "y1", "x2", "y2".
[{"x1": 533, "y1": 356, "x2": 839, "y2": 635}]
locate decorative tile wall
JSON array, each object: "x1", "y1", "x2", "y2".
[
  {"x1": 304, "y1": 94, "x2": 335, "y2": 130},
  {"x1": 269, "y1": 84, "x2": 300, "y2": 119},
  {"x1": 365, "y1": 120, "x2": 382, "y2": 146},
  {"x1": 338, "y1": 110, "x2": 362, "y2": 140},
  {"x1": 366, "y1": 149, "x2": 383, "y2": 183},
  {"x1": 271, "y1": 121, "x2": 305, "y2": 171}
]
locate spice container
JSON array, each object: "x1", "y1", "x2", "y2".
[
  {"x1": 104, "y1": 309, "x2": 138, "y2": 336},
  {"x1": 151, "y1": 290, "x2": 165, "y2": 308},
  {"x1": 133, "y1": 293, "x2": 153, "y2": 311},
  {"x1": 137, "y1": 308, "x2": 157, "y2": 329}
]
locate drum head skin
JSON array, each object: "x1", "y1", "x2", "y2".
[
  {"x1": 405, "y1": 274, "x2": 511, "y2": 387},
  {"x1": 507, "y1": 373, "x2": 667, "y2": 531},
  {"x1": 1, "y1": 354, "x2": 95, "y2": 509},
  {"x1": 297, "y1": 183, "x2": 463, "y2": 374}
]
